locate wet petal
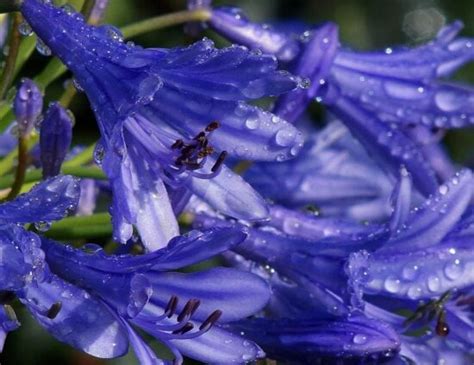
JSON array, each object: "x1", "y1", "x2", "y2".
[
  {"x1": 0, "y1": 175, "x2": 80, "y2": 224},
  {"x1": 20, "y1": 272, "x2": 129, "y2": 358},
  {"x1": 188, "y1": 163, "x2": 269, "y2": 221},
  {"x1": 147, "y1": 268, "x2": 270, "y2": 322}
]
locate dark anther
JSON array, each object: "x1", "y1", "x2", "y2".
[
  {"x1": 211, "y1": 151, "x2": 228, "y2": 173},
  {"x1": 0, "y1": 291, "x2": 16, "y2": 304},
  {"x1": 46, "y1": 302, "x2": 62, "y2": 319},
  {"x1": 171, "y1": 139, "x2": 184, "y2": 149},
  {"x1": 177, "y1": 299, "x2": 200, "y2": 322},
  {"x1": 199, "y1": 310, "x2": 223, "y2": 331},
  {"x1": 435, "y1": 310, "x2": 450, "y2": 337},
  {"x1": 193, "y1": 132, "x2": 206, "y2": 141},
  {"x1": 165, "y1": 295, "x2": 179, "y2": 318},
  {"x1": 172, "y1": 322, "x2": 194, "y2": 335},
  {"x1": 205, "y1": 121, "x2": 220, "y2": 132},
  {"x1": 197, "y1": 146, "x2": 214, "y2": 159}
]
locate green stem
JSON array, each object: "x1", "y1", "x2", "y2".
[
  {"x1": 0, "y1": 134, "x2": 37, "y2": 176},
  {"x1": 0, "y1": 165, "x2": 106, "y2": 190},
  {"x1": 4, "y1": 135, "x2": 28, "y2": 200},
  {"x1": 0, "y1": 13, "x2": 22, "y2": 99},
  {"x1": 46, "y1": 212, "x2": 112, "y2": 239},
  {"x1": 122, "y1": 9, "x2": 211, "y2": 38},
  {"x1": 63, "y1": 142, "x2": 95, "y2": 167}
]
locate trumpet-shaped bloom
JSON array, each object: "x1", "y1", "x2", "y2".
[
  {"x1": 202, "y1": 6, "x2": 474, "y2": 196},
  {"x1": 244, "y1": 121, "x2": 396, "y2": 221},
  {"x1": 0, "y1": 175, "x2": 270, "y2": 364},
  {"x1": 20, "y1": 0, "x2": 304, "y2": 250}
]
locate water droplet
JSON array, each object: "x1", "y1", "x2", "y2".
[
  {"x1": 384, "y1": 276, "x2": 401, "y2": 293},
  {"x1": 353, "y1": 334, "x2": 368, "y2": 344},
  {"x1": 36, "y1": 39, "x2": 52, "y2": 56},
  {"x1": 427, "y1": 275, "x2": 440, "y2": 292},
  {"x1": 385, "y1": 48, "x2": 393, "y2": 54},
  {"x1": 93, "y1": 143, "x2": 106, "y2": 165},
  {"x1": 245, "y1": 117, "x2": 259, "y2": 130},
  {"x1": 34, "y1": 221, "x2": 51, "y2": 232},
  {"x1": 438, "y1": 184, "x2": 449, "y2": 195},
  {"x1": 444, "y1": 259, "x2": 462, "y2": 280},
  {"x1": 18, "y1": 21, "x2": 33, "y2": 37},
  {"x1": 274, "y1": 128, "x2": 296, "y2": 147}
]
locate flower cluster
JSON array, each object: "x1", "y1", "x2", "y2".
[{"x1": 0, "y1": 0, "x2": 472, "y2": 364}]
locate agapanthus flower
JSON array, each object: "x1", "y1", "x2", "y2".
[
  {"x1": 193, "y1": 202, "x2": 402, "y2": 362},
  {"x1": 20, "y1": 0, "x2": 304, "y2": 250},
  {"x1": 0, "y1": 175, "x2": 271, "y2": 364},
  {"x1": 227, "y1": 315, "x2": 400, "y2": 364},
  {"x1": 198, "y1": 5, "x2": 474, "y2": 196},
  {"x1": 244, "y1": 121, "x2": 396, "y2": 221}
]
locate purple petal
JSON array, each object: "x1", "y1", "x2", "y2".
[
  {"x1": 146, "y1": 267, "x2": 270, "y2": 322},
  {"x1": 170, "y1": 325, "x2": 265, "y2": 364},
  {"x1": 379, "y1": 169, "x2": 472, "y2": 255},
  {"x1": 209, "y1": 7, "x2": 300, "y2": 62},
  {"x1": 188, "y1": 163, "x2": 269, "y2": 221},
  {"x1": 20, "y1": 271, "x2": 129, "y2": 358},
  {"x1": 0, "y1": 175, "x2": 80, "y2": 224}
]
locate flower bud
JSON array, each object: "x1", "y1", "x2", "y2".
[
  {"x1": 39, "y1": 102, "x2": 72, "y2": 178},
  {"x1": 13, "y1": 78, "x2": 43, "y2": 136}
]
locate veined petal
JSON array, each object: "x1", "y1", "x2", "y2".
[
  {"x1": 230, "y1": 315, "x2": 400, "y2": 362},
  {"x1": 379, "y1": 169, "x2": 472, "y2": 255},
  {"x1": 170, "y1": 325, "x2": 265, "y2": 364},
  {"x1": 366, "y1": 241, "x2": 474, "y2": 300},
  {"x1": 0, "y1": 175, "x2": 80, "y2": 224},
  {"x1": 146, "y1": 267, "x2": 270, "y2": 323},
  {"x1": 325, "y1": 93, "x2": 438, "y2": 196},
  {"x1": 188, "y1": 162, "x2": 269, "y2": 221}
]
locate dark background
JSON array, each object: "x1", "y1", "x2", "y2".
[{"x1": 2, "y1": 0, "x2": 474, "y2": 364}]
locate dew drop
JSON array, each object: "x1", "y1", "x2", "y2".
[
  {"x1": 427, "y1": 275, "x2": 440, "y2": 292},
  {"x1": 93, "y1": 143, "x2": 106, "y2": 165},
  {"x1": 36, "y1": 39, "x2": 52, "y2": 56},
  {"x1": 383, "y1": 276, "x2": 401, "y2": 293},
  {"x1": 34, "y1": 221, "x2": 51, "y2": 232},
  {"x1": 245, "y1": 117, "x2": 259, "y2": 130},
  {"x1": 18, "y1": 22, "x2": 33, "y2": 37},
  {"x1": 444, "y1": 259, "x2": 462, "y2": 280},
  {"x1": 438, "y1": 184, "x2": 449, "y2": 195},
  {"x1": 353, "y1": 334, "x2": 368, "y2": 344}
]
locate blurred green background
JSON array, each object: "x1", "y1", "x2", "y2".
[{"x1": 2, "y1": 0, "x2": 474, "y2": 364}]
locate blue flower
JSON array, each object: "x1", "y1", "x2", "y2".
[
  {"x1": 201, "y1": 6, "x2": 474, "y2": 196},
  {"x1": 227, "y1": 315, "x2": 400, "y2": 364},
  {"x1": 244, "y1": 121, "x2": 396, "y2": 222},
  {"x1": 0, "y1": 176, "x2": 270, "y2": 364},
  {"x1": 20, "y1": 0, "x2": 304, "y2": 250}
]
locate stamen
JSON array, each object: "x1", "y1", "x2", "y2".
[
  {"x1": 205, "y1": 121, "x2": 220, "y2": 132},
  {"x1": 171, "y1": 139, "x2": 184, "y2": 149},
  {"x1": 165, "y1": 295, "x2": 179, "y2": 318},
  {"x1": 0, "y1": 291, "x2": 16, "y2": 304},
  {"x1": 199, "y1": 310, "x2": 222, "y2": 331},
  {"x1": 171, "y1": 121, "x2": 225, "y2": 176},
  {"x1": 4, "y1": 305, "x2": 17, "y2": 322},
  {"x1": 46, "y1": 302, "x2": 62, "y2": 319},
  {"x1": 172, "y1": 322, "x2": 194, "y2": 335},
  {"x1": 177, "y1": 299, "x2": 200, "y2": 322},
  {"x1": 211, "y1": 151, "x2": 228, "y2": 172},
  {"x1": 435, "y1": 310, "x2": 449, "y2": 336}
]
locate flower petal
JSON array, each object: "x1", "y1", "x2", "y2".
[
  {"x1": 20, "y1": 271, "x2": 129, "y2": 358},
  {"x1": 147, "y1": 267, "x2": 270, "y2": 322},
  {"x1": 0, "y1": 175, "x2": 80, "y2": 224}
]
